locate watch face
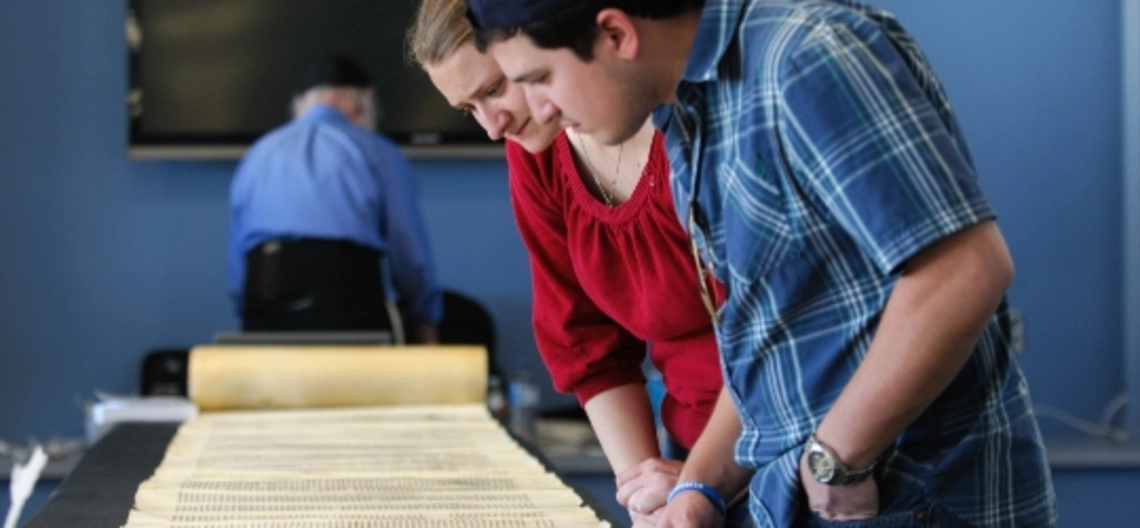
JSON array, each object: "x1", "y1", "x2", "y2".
[{"x1": 807, "y1": 450, "x2": 835, "y2": 482}]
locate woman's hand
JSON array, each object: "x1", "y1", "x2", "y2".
[{"x1": 616, "y1": 457, "x2": 684, "y2": 519}]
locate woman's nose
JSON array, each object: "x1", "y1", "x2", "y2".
[{"x1": 475, "y1": 105, "x2": 510, "y2": 140}]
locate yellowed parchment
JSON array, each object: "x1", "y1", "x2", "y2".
[{"x1": 187, "y1": 345, "x2": 487, "y2": 411}]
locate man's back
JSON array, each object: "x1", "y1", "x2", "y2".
[
  {"x1": 228, "y1": 103, "x2": 441, "y2": 333},
  {"x1": 231, "y1": 104, "x2": 391, "y2": 256}
]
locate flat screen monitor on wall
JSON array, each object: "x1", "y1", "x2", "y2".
[{"x1": 127, "y1": 0, "x2": 499, "y2": 160}]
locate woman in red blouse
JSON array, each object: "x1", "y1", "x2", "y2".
[{"x1": 409, "y1": 1, "x2": 751, "y2": 523}]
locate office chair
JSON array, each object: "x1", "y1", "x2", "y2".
[
  {"x1": 141, "y1": 348, "x2": 190, "y2": 396},
  {"x1": 435, "y1": 289, "x2": 501, "y2": 380}
]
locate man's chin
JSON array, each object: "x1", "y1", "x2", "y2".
[
  {"x1": 598, "y1": 129, "x2": 635, "y2": 147},
  {"x1": 519, "y1": 138, "x2": 551, "y2": 154}
]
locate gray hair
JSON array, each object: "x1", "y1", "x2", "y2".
[{"x1": 291, "y1": 86, "x2": 380, "y2": 130}]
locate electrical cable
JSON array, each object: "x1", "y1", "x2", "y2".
[{"x1": 1034, "y1": 393, "x2": 1129, "y2": 442}]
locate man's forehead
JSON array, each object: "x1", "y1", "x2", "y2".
[{"x1": 489, "y1": 36, "x2": 560, "y2": 77}]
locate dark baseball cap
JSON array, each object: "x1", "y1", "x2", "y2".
[
  {"x1": 299, "y1": 54, "x2": 372, "y2": 92},
  {"x1": 466, "y1": 0, "x2": 579, "y2": 30}
]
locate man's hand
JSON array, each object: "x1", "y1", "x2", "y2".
[
  {"x1": 630, "y1": 508, "x2": 660, "y2": 527},
  {"x1": 653, "y1": 491, "x2": 724, "y2": 528},
  {"x1": 798, "y1": 455, "x2": 878, "y2": 521},
  {"x1": 616, "y1": 458, "x2": 683, "y2": 519}
]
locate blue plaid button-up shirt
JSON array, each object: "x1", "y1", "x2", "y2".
[{"x1": 653, "y1": 1, "x2": 1057, "y2": 526}]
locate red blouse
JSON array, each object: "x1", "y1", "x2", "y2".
[{"x1": 507, "y1": 131, "x2": 722, "y2": 449}]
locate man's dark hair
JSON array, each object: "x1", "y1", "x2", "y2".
[{"x1": 473, "y1": 0, "x2": 705, "y2": 61}]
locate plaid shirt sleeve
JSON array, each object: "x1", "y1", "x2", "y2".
[{"x1": 777, "y1": 18, "x2": 996, "y2": 274}]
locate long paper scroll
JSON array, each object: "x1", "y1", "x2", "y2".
[{"x1": 123, "y1": 346, "x2": 609, "y2": 527}]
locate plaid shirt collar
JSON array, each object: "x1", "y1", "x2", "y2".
[{"x1": 682, "y1": 0, "x2": 747, "y2": 83}]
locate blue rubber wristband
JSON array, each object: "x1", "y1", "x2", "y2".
[{"x1": 666, "y1": 481, "x2": 727, "y2": 517}]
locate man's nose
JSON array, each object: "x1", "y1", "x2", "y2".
[{"x1": 524, "y1": 88, "x2": 559, "y2": 125}]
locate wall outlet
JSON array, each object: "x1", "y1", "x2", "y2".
[{"x1": 1009, "y1": 308, "x2": 1025, "y2": 353}]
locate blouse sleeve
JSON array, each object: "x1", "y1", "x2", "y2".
[{"x1": 506, "y1": 140, "x2": 647, "y2": 405}]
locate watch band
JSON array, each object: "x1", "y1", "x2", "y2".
[{"x1": 806, "y1": 433, "x2": 877, "y2": 486}]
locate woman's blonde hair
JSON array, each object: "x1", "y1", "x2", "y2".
[{"x1": 407, "y1": 0, "x2": 474, "y2": 68}]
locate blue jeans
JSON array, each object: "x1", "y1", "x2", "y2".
[{"x1": 802, "y1": 504, "x2": 975, "y2": 527}]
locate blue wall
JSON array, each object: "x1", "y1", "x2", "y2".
[
  {"x1": 0, "y1": 1, "x2": 569, "y2": 447},
  {"x1": 1, "y1": 0, "x2": 1137, "y2": 525},
  {"x1": 874, "y1": 0, "x2": 1126, "y2": 438}
]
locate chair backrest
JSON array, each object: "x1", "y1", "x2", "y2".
[
  {"x1": 437, "y1": 290, "x2": 500, "y2": 379},
  {"x1": 141, "y1": 348, "x2": 190, "y2": 396}
]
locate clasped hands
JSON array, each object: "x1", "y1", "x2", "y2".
[{"x1": 615, "y1": 458, "x2": 722, "y2": 527}]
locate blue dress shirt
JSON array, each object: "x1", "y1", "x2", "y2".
[
  {"x1": 228, "y1": 104, "x2": 442, "y2": 323},
  {"x1": 653, "y1": 1, "x2": 1056, "y2": 526}
]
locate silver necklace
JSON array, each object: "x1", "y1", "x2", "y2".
[{"x1": 576, "y1": 132, "x2": 622, "y2": 207}]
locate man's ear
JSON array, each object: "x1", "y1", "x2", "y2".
[{"x1": 595, "y1": 8, "x2": 640, "y2": 60}]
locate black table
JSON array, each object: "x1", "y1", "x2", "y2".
[
  {"x1": 25, "y1": 424, "x2": 177, "y2": 527},
  {"x1": 25, "y1": 422, "x2": 624, "y2": 527}
]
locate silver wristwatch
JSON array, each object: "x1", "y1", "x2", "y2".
[{"x1": 804, "y1": 433, "x2": 876, "y2": 486}]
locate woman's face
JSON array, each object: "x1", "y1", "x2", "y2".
[{"x1": 425, "y1": 42, "x2": 562, "y2": 154}]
